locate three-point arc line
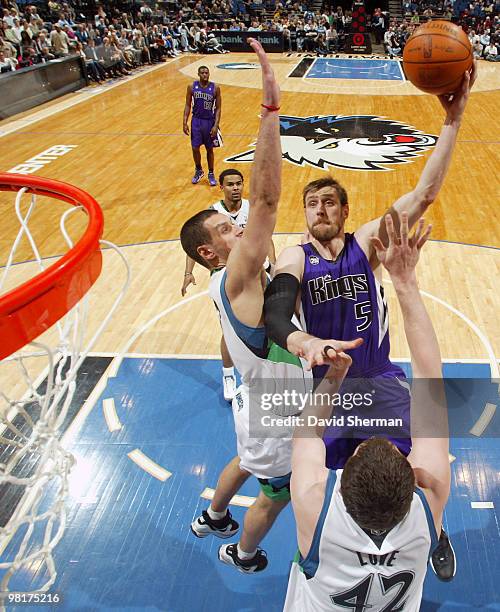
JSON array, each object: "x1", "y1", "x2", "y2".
[{"x1": 103, "y1": 279, "x2": 498, "y2": 508}]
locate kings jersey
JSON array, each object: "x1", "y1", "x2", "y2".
[{"x1": 300, "y1": 233, "x2": 402, "y2": 379}]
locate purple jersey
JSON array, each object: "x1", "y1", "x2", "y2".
[
  {"x1": 300, "y1": 234, "x2": 403, "y2": 379},
  {"x1": 192, "y1": 80, "x2": 216, "y2": 120},
  {"x1": 300, "y1": 235, "x2": 410, "y2": 469}
]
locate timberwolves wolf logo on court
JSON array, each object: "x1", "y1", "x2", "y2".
[{"x1": 226, "y1": 115, "x2": 437, "y2": 171}]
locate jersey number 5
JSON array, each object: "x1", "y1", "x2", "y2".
[
  {"x1": 355, "y1": 301, "x2": 372, "y2": 332},
  {"x1": 330, "y1": 571, "x2": 415, "y2": 612}
]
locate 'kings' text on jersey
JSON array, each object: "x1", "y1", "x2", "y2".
[
  {"x1": 192, "y1": 81, "x2": 216, "y2": 120},
  {"x1": 300, "y1": 234, "x2": 391, "y2": 378}
]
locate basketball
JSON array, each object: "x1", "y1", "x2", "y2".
[{"x1": 403, "y1": 21, "x2": 472, "y2": 95}]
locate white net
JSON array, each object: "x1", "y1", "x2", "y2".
[{"x1": 0, "y1": 183, "x2": 130, "y2": 602}]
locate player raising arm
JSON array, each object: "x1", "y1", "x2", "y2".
[
  {"x1": 182, "y1": 39, "x2": 360, "y2": 573},
  {"x1": 285, "y1": 213, "x2": 452, "y2": 610},
  {"x1": 262, "y1": 69, "x2": 475, "y2": 577},
  {"x1": 356, "y1": 61, "x2": 477, "y2": 263},
  {"x1": 265, "y1": 63, "x2": 477, "y2": 374}
]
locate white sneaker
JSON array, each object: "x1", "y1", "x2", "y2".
[
  {"x1": 218, "y1": 543, "x2": 268, "y2": 573},
  {"x1": 191, "y1": 509, "x2": 239, "y2": 539},
  {"x1": 223, "y1": 374, "x2": 236, "y2": 402}
]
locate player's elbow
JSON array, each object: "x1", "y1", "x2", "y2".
[
  {"x1": 414, "y1": 187, "x2": 436, "y2": 209},
  {"x1": 263, "y1": 304, "x2": 286, "y2": 347},
  {"x1": 252, "y1": 196, "x2": 279, "y2": 212}
]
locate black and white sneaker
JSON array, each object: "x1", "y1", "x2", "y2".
[
  {"x1": 218, "y1": 543, "x2": 268, "y2": 573},
  {"x1": 430, "y1": 529, "x2": 456, "y2": 581},
  {"x1": 190, "y1": 509, "x2": 239, "y2": 539}
]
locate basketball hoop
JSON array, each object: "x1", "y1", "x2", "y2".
[{"x1": 0, "y1": 173, "x2": 130, "y2": 599}]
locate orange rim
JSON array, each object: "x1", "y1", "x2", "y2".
[{"x1": 0, "y1": 173, "x2": 104, "y2": 360}]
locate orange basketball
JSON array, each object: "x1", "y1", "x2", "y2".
[{"x1": 403, "y1": 20, "x2": 472, "y2": 95}]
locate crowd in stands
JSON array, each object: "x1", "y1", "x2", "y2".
[
  {"x1": 0, "y1": 0, "x2": 499, "y2": 80},
  {"x1": 399, "y1": 0, "x2": 499, "y2": 59},
  {"x1": 0, "y1": 0, "x2": 373, "y2": 75},
  {"x1": 0, "y1": 1, "x2": 232, "y2": 81}
]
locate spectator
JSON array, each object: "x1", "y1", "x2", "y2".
[
  {"x1": 63, "y1": 24, "x2": 77, "y2": 44},
  {"x1": 282, "y1": 21, "x2": 292, "y2": 50},
  {"x1": 84, "y1": 38, "x2": 107, "y2": 73},
  {"x1": 76, "y1": 41, "x2": 105, "y2": 82},
  {"x1": 17, "y1": 47, "x2": 34, "y2": 68},
  {"x1": 372, "y1": 9, "x2": 384, "y2": 43},
  {"x1": 20, "y1": 30, "x2": 32, "y2": 52},
  {"x1": 344, "y1": 9, "x2": 353, "y2": 31},
  {"x1": 4, "y1": 24, "x2": 21, "y2": 51},
  {"x1": 34, "y1": 31, "x2": 51, "y2": 54},
  {"x1": 38, "y1": 45, "x2": 56, "y2": 63},
  {"x1": 75, "y1": 24, "x2": 90, "y2": 45},
  {"x1": 0, "y1": 35, "x2": 17, "y2": 59},
  {"x1": 178, "y1": 22, "x2": 193, "y2": 51},
  {"x1": 133, "y1": 31, "x2": 151, "y2": 64},
  {"x1": 2, "y1": 8, "x2": 14, "y2": 28},
  {"x1": 57, "y1": 12, "x2": 73, "y2": 28},
  {"x1": 0, "y1": 49, "x2": 17, "y2": 71},
  {"x1": 385, "y1": 26, "x2": 402, "y2": 56},
  {"x1": 50, "y1": 23, "x2": 70, "y2": 56},
  {"x1": 480, "y1": 29, "x2": 491, "y2": 44},
  {"x1": 483, "y1": 41, "x2": 498, "y2": 58},
  {"x1": 304, "y1": 20, "x2": 317, "y2": 51},
  {"x1": 334, "y1": 6, "x2": 344, "y2": 32},
  {"x1": 205, "y1": 32, "x2": 229, "y2": 53},
  {"x1": 315, "y1": 32, "x2": 328, "y2": 55},
  {"x1": 102, "y1": 36, "x2": 130, "y2": 75},
  {"x1": 472, "y1": 38, "x2": 484, "y2": 56},
  {"x1": 295, "y1": 19, "x2": 305, "y2": 51},
  {"x1": 48, "y1": 1, "x2": 62, "y2": 20},
  {"x1": 326, "y1": 24, "x2": 338, "y2": 51}
]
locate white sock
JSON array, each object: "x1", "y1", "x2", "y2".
[
  {"x1": 207, "y1": 505, "x2": 226, "y2": 520},
  {"x1": 237, "y1": 543, "x2": 257, "y2": 560},
  {"x1": 223, "y1": 367, "x2": 235, "y2": 378}
]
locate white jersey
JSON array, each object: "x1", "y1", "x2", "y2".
[
  {"x1": 284, "y1": 469, "x2": 438, "y2": 612},
  {"x1": 209, "y1": 268, "x2": 312, "y2": 478},
  {"x1": 209, "y1": 198, "x2": 250, "y2": 228}
]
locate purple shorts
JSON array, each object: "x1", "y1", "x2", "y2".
[
  {"x1": 191, "y1": 117, "x2": 221, "y2": 149},
  {"x1": 323, "y1": 367, "x2": 412, "y2": 469}
]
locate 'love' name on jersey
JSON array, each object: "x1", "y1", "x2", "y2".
[{"x1": 356, "y1": 550, "x2": 400, "y2": 567}]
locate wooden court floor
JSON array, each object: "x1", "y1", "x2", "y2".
[{"x1": 0, "y1": 53, "x2": 498, "y2": 364}]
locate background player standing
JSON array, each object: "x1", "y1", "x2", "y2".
[
  {"x1": 183, "y1": 65, "x2": 222, "y2": 186},
  {"x1": 181, "y1": 168, "x2": 276, "y2": 402}
]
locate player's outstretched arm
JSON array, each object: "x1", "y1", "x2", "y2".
[
  {"x1": 226, "y1": 38, "x2": 281, "y2": 289},
  {"x1": 372, "y1": 213, "x2": 450, "y2": 527},
  {"x1": 357, "y1": 62, "x2": 477, "y2": 257},
  {"x1": 291, "y1": 353, "x2": 352, "y2": 557}
]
